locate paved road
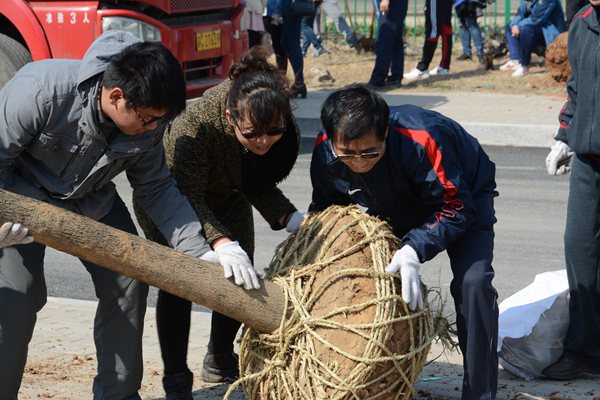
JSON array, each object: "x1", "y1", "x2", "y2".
[{"x1": 43, "y1": 142, "x2": 569, "y2": 312}]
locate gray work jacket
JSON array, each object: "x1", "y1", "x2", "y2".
[{"x1": 0, "y1": 31, "x2": 211, "y2": 258}]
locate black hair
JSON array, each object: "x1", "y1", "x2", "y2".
[
  {"x1": 227, "y1": 45, "x2": 291, "y2": 129},
  {"x1": 321, "y1": 84, "x2": 390, "y2": 143},
  {"x1": 102, "y1": 41, "x2": 186, "y2": 118},
  {"x1": 226, "y1": 46, "x2": 298, "y2": 193}
]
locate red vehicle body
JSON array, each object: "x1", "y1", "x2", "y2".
[{"x1": 0, "y1": 0, "x2": 249, "y2": 98}]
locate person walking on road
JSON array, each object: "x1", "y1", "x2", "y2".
[
  {"x1": 0, "y1": 31, "x2": 234, "y2": 400},
  {"x1": 542, "y1": 0, "x2": 600, "y2": 380}
]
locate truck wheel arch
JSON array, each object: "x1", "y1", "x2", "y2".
[{"x1": 0, "y1": 2, "x2": 52, "y2": 61}]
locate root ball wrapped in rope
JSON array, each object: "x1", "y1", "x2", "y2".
[{"x1": 226, "y1": 205, "x2": 437, "y2": 400}]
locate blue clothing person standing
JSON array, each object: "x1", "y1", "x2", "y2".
[
  {"x1": 368, "y1": 0, "x2": 409, "y2": 89},
  {"x1": 454, "y1": 0, "x2": 486, "y2": 63}
]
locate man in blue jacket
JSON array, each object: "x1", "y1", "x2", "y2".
[
  {"x1": 0, "y1": 31, "x2": 260, "y2": 399},
  {"x1": 499, "y1": 0, "x2": 565, "y2": 77},
  {"x1": 310, "y1": 84, "x2": 499, "y2": 400}
]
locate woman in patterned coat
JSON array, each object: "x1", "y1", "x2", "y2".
[{"x1": 135, "y1": 45, "x2": 303, "y2": 399}]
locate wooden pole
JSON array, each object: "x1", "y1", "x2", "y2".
[{"x1": 0, "y1": 189, "x2": 285, "y2": 333}]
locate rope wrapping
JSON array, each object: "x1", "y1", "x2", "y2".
[{"x1": 226, "y1": 205, "x2": 437, "y2": 399}]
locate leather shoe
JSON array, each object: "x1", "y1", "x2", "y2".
[{"x1": 542, "y1": 353, "x2": 600, "y2": 380}]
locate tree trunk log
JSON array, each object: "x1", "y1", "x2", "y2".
[{"x1": 0, "y1": 189, "x2": 285, "y2": 333}]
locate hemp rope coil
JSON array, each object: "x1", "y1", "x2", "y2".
[{"x1": 225, "y1": 205, "x2": 437, "y2": 400}]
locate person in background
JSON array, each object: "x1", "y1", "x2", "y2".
[
  {"x1": 454, "y1": 0, "x2": 487, "y2": 65},
  {"x1": 367, "y1": 0, "x2": 409, "y2": 90},
  {"x1": 309, "y1": 84, "x2": 499, "y2": 400},
  {"x1": 542, "y1": 0, "x2": 600, "y2": 381},
  {"x1": 317, "y1": 0, "x2": 365, "y2": 52},
  {"x1": 302, "y1": 1, "x2": 328, "y2": 57},
  {"x1": 266, "y1": 0, "x2": 307, "y2": 98},
  {"x1": 404, "y1": 0, "x2": 454, "y2": 80},
  {"x1": 566, "y1": 0, "x2": 587, "y2": 26},
  {"x1": 134, "y1": 45, "x2": 304, "y2": 399},
  {"x1": 499, "y1": 0, "x2": 565, "y2": 78},
  {"x1": 0, "y1": 31, "x2": 226, "y2": 399},
  {"x1": 242, "y1": 0, "x2": 267, "y2": 48}
]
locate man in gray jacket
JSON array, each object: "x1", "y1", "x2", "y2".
[{"x1": 0, "y1": 31, "x2": 260, "y2": 399}]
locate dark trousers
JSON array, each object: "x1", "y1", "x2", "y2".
[
  {"x1": 157, "y1": 291, "x2": 242, "y2": 374},
  {"x1": 563, "y1": 155, "x2": 600, "y2": 362},
  {"x1": 505, "y1": 24, "x2": 545, "y2": 67},
  {"x1": 416, "y1": 0, "x2": 453, "y2": 71},
  {"x1": 0, "y1": 195, "x2": 148, "y2": 400},
  {"x1": 447, "y1": 196, "x2": 498, "y2": 400},
  {"x1": 281, "y1": 2, "x2": 305, "y2": 86},
  {"x1": 369, "y1": 0, "x2": 408, "y2": 86},
  {"x1": 264, "y1": 16, "x2": 288, "y2": 72}
]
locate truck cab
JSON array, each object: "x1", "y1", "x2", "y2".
[{"x1": 0, "y1": 0, "x2": 249, "y2": 98}]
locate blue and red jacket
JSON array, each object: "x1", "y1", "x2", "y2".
[{"x1": 310, "y1": 104, "x2": 497, "y2": 262}]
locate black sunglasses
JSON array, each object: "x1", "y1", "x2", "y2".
[{"x1": 231, "y1": 117, "x2": 286, "y2": 139}]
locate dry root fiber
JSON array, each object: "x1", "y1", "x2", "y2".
[{"x1": 227, "y1": 205, "x2": 436, "y2": 400}]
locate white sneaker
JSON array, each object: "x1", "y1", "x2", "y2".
[
  {"x1": 511, "y1": 65, "x2": 529, "y2": 77},
  {"x1": 429, "y1": 66, "x2": 449, "y2": 76},
  {"x1": 403, "y1": 68, "x2": 430, "y2": 80},
  {"x1": 499, "y1": 59, "x2": 521, "y2": 71}
]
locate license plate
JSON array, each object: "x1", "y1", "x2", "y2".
[{"x1": 196, "y1": 30, "x2": 221, "y2": 51}]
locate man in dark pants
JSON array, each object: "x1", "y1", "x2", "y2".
[
  {"x1": 404, "y1": 0, "x2": 454, "y2": 79},
  {"x1": 309, "y1": 84, "x2": 499, "y2": 400},
  {"x1": 367, "y1": 0, "x2": 409, "y2": 89},
  {"x1": 543, "y1": 1, "x2": 600, "y2": 380}
]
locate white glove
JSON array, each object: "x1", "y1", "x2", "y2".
[
  {"x1": 546, "y1": 141, "x2": 574, "y2": 175},
  {"x1": 271, "y1": 13, "x2": 284, "y2": 26},
  {"x1": 386, "y1": 245, "x2": 423, "y2": 311},
  {"x1": 214, "y1": 241, "x2": 262, "y2": 290},
  {"x1": 0, "y1": 222, "x2": 34, "y2": 248},
  {"x1": 286, "y1": 211, "x2": 307, "y2": 233},
  {"x1": 199, "y1": 250, "x2": 220, "y2": 265}
]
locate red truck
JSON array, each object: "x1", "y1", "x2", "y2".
[{"x1": 0, "y1": 0, "x2": 249, "y2": 98}]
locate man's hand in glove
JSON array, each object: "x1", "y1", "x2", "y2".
[
  {"x1": 0, "y1": 222, "x2": 34, "y2": 248},
  {"x1": 214, "y1": 241, "x2": 262, "y2": 290},
  {"x1": 285, "y1": 211, "x2": 307, "y2": 233},
  {"x1": 546, "y1": 141, "x2": 574, "y2": 175},
  {"x1": 385, "y1": 245, "x2": 424, "y2": 311}
]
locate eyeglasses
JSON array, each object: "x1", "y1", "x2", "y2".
[
  {"x1": 130, "y1": 104, "x2": 172, "y2": 127},
  {"x1": 233, "y1": 120, "x2": 286, "y2": 139},
  {"x1": 333, "y1": 142, "x2": 386, "y2": 162}
]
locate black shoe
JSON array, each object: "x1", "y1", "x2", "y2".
[
  {"x1": 477, "y1": 54, "x2": 486, "y2": 66},
  {"x1": 457, "y1": 53, "x2": 471, "y2": 61},
  {"x1": 291, "y1": 83, "x2": 307, "y2": 99},
  {"x1": 201, "y1": 352, "x2": 239, "y2": 383},
  {"x1": 385, "y1": 78, "x2": 402, "y2": 88},
  {"x1": 163, "y1": 370, "x2": 193, "y2": 400},
  {"x1": 542, "y1": 353, "x2": 600, "y2": 380}
]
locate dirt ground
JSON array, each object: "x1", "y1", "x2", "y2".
[{"x1": 301, "y1": 38, "x2": 566, "y2": 96}]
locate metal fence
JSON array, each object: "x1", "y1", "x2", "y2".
[{"x1": 319, "y1": 0, "x2": 567, "y2": 45}]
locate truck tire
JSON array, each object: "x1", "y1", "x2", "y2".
[{"x1": 0, "y1": 34, "x2": 33, "y2": 90}]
